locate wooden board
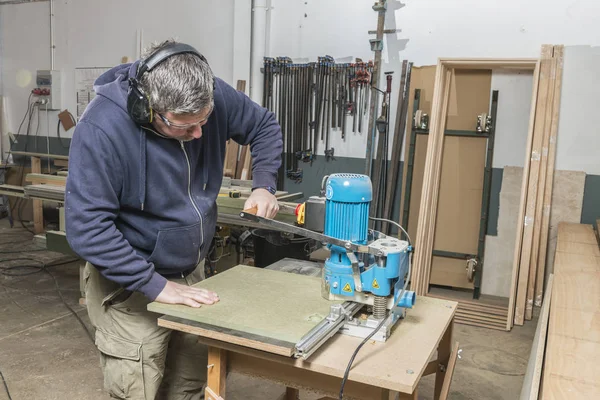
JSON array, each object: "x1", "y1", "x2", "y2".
[
  {"x1": 31, "y1": 157, "x2": 43, "y2": 234},
  {"x1": 162, "y1": 295, "x2": 457, "y2": 395},
  {"x1": 148, "y1": 265, "x2": 340, "y2": 350},
  {"x1": 400, "y1": 66, "x2": 437, "y2": 242},
  {"x1": 541, "y1": 223, "x2": 600, "y2": 398},
  {"x1": 535, "y1": 46, "x2": 565, "y2": 308},
  {"x1": 514, "y1": 45, "x2": 554, "y2": 326},
  {"x1": 520, "y1": 274, "x2": 553, "y2": 400},
  {"x1": 506, "y1": 60, "x2": 541, "y2": 330}
]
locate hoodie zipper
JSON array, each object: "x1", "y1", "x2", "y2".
[{"x1": 180, "y1": 141, "x2": 204, "y2": 267}]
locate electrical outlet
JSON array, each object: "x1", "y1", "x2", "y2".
[{"x1": 34, "y1": 70, "x2": 62, "y2": 110}]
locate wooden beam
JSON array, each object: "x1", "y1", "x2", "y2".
[
  {"x1": 437, "y1": 58, "x2": 538, "y2": 70},
  {"x1": 438, "y1": 342, "x2": 460, "y2": 400},
  {"x1": 527, "y1": 45, "x2": 561, "y2": 320},
  {"x1": 30, "y1": 157, "x2": 44, "y2": 234},
  {"x1": 434, "y1": 322, "x2": 453, "y2": 400},
  {"x1": 10, "y1": 151, "x2": 69, "y2": 160},
  {"x1": 506, "y1": 59, "x2": 542, "y2": 331},
  {"x1": 207, "y1": 347, "x2": 227, "y2": 399},
  {"x1": 514, "y1": 45, "x2": 554, "y2": 325},
  {"x1": 520, "y1": 274, "x2": 553, "y2": 400},
  {"x1": 535, "y1": 46, "x2": 564, "y2": 308}
]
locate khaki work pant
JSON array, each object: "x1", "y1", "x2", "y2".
[{"x1": 84, "y1": 262, "x2": 208, "y2": 400}]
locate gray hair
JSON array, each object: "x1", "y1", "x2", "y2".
[{"x1": 139, "y1": 39, "x2": 214, "y2": 115}]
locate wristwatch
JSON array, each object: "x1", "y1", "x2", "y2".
[{"x1": 253, "y1": 186, "x2": 277, "y2": 195}]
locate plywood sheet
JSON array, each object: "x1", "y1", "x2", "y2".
[
  {"x1": 407, "y1": 134, "x2": 428, "y2": 242},
  {"x1": 148, "y1": 266, "x2": 340, "y2": 347}
]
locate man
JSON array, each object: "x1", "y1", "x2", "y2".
[{"x1": 65, "y1": 40, "x2": 282, "y2": 399}]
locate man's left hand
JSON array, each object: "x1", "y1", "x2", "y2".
[{"x1": 244, "y1": 188, "x2": 279, "y2": 218}]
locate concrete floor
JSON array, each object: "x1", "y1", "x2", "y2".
[{"x1": 0, "y1": 220, "x2": 537, "y2": 400}]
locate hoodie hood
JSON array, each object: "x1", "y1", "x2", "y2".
[{"x1": 94, "y1": 62, "x2": 139, "y2": 113}]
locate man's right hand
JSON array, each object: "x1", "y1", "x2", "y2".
[{"x1": 155, "y1": 281, "x2": 219, "y2": 307}]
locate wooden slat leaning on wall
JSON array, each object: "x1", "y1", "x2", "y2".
[
  {"x1": 513, "y1": 45, "x2": 565, "y2": 326},
  {"x1": 534, "y1": 46, "x2": 565, "y2": 308},
  {"x1": 223, "y1": 80, "x2": 247, "y2": 178}
]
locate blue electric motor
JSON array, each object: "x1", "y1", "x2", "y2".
[{"x1": 322, "y1": 174, "x2": 414, "y2": 312}]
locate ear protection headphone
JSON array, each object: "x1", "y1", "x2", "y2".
[{"x1": 127, "y1": 43, "x2": 206, "y2": 124}]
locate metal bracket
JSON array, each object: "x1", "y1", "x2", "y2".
[
  {"x1": 348, "y1": 252, "x2": 363, "y2": 292},
  {"x1": 369, "y1": 39, "x2": 384, "y2": 52}
]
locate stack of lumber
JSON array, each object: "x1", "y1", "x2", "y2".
[
  {"x1": 509, "y1": 45, "x2": 565, "y2": 327},
  {"x1": 539, "y1": 222, "x2": 600, "y2": 398},
  {"x1": 429, "y1": 288, "x2": 509, "y2": 331}
]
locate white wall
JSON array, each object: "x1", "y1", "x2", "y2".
[
  {"x1": 1, "y1": 0, "x2": 251, "y2": 145},
  {"x1": 555, "y1": 45, "x2": 600, "y2": 175},
  {"x1": 490, "y1": 70, "x2": 534, "y2": 169},
  {"x1": 268, "y1": 0, "x2": 600, "y2": 161}
]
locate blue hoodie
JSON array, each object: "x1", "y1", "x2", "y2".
[{"x1": 65, "y1": 62, "x2": 282, "y2": 300}]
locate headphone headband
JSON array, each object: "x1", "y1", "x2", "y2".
[
  {"x1": 137, "y1": 43, "x2": 204, "y2": 78},
  {"x1": 127, "y1": 42, "x2": 207, "y2": 125}
]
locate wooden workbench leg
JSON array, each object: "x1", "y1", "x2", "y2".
[
  {"x1": 31, "y1": 157, "x2": 44, "y2": 234},
  {"x1": 396, "y1": 388, "x2": 418, "y2": 399},
  {"x1": 434, "y1": 321, "x2": 453, "y2": 400},
  {"x1": 285, "y1": 387, "x2": 299, "y2": 400},
  {"x1": 206, "y1": 347, "x2": 227, "y2": 400}
]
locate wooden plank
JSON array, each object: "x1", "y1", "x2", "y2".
[
  {"x1": 455, "y1": 310, "x2": 506, "y2": 323},
  {"x1": 30, "y1": 157, "x2": 44, "y2": 234},
  {"x1": 241, "y1": 146, "x2": 252, "y2": 180},
  {"x1": 412, "y1": 64, "x2": 451, "y2": 295},
  {"x1": 514, "y1": 45, "x2": 554, "y2": 326},
  {"x1": 541, "y1": 224, "x2": 600, "y2": 398},
  {"x1": 453, "y1": 318, "x2": 507, "y2": 331},
  {"x1": 207, "y1": 347, "x2": 227, "y2": 399},
  {"x1": 557, "y1": 223, "x2": 597, "y2": 245},
  {"x1": 434, "y1": 322, "x2": 452, "y2": 400},
  {"x1": 163, "y1": 296, "x2": 457, "y2": 395},
  {"x1": 399, "y1": 66, "x2": 437, "y2": 241},
  {"x1": 520, "y1": 275, "x2": 553, "y2": 400},
  {"x1": 535, "y1": 46, "x2": 565, "y2": 308},
  {"x1": 223, "y1": 140, "x2": 240, "y2": 178},
  {"x1": 553, "y1": 251, "x2": 600, "y2": 273},
  {"x1": 25, "y1": 173, "x2": 66, "y2": 186},
  {"x1": 235, "y1": 146, "x2": 248, "y2": 180},
  {"x1": 507, "y1": 59, "x2": 542, "y2": 331},
  {"x1": 10, "y1": 151, "x2": 69, "y2": 160},
  {"x1": 438, "y1": 342, "x2": 460, "y2": 400},
  {"x1": 437, "y1": 59, "x2": 538, "y2": 70},
  {"x1": 527, "y1": 46, "x2": 560, "y2": 320}
]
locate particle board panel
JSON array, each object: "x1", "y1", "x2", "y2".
[
  {"x1": 164, "y1": 296, "x2": 457, "y2": 395},
  {"x1": 456, "y1": 309, "x2": 506, "y2": 322},
  {"x1": 452, "y1": 319, "x2": 506, "y2": 331},
  {"x1": 148, "y1": 265, "x2": 341, "y2": 349}
]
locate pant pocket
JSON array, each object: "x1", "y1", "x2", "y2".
[{"x1": 95, "y1": 329, "x2": 145, "y2": 399}]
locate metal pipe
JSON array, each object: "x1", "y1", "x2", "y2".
[
  {"x1": 50, "y1": 0, "x2": 55, "y2": 70},
  {"x1": 250, "y1": 0, "x2": 268, "y2": 104}
]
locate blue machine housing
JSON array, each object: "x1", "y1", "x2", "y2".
[{"x1": 322, "y1": 174, "x2": 414, "y2": 310}]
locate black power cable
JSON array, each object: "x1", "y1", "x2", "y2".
[
  {"x1": 338, "y1": 313, "x2": 390, "y2": 399},
  {"x1": 0, "y1": 366, "x2": 12, "y2": 400}
]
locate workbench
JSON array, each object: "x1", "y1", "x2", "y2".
[{"x1": 155, "y1": 259, "x2": 459, "y2": 400}]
